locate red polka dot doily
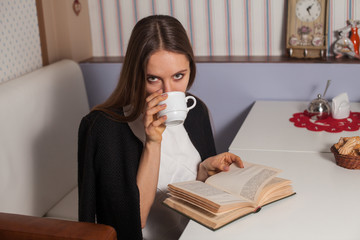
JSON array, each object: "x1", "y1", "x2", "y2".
[{"x1": 289, "y1": 111, "x2": 360, "y2": 133}]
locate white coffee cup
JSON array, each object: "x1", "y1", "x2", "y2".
[{"x1": 158, "y1": 91, "x2": 196, "y2": 126}]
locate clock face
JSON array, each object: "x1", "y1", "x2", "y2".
[{"x1": 296, "y1": 0, "x2": 321, "y2": 22}]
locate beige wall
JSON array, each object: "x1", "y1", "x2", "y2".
[{"x1": 40, "y1": 0, "x2": 92, "y2": 64}]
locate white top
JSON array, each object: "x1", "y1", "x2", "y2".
[{"x1": 127, "y1": 111, "x2": 201, "y2": 240}]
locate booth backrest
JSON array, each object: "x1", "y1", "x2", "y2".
[{"x1": 0, "y1": 60, "x2": 89, "y2": 217}]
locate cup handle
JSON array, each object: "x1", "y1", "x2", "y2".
[{"x1": 185, "y1": 96, "x2": 197, "y2": 111}]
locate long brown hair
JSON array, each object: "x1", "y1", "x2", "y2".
[{"x1": 93, "y1": 15, "x2": 196, "y2": 122}]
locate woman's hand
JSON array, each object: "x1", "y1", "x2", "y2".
[
  {"x1": 197, "y1": 152, "x2": 244, "y2": 181},
  {"x1": 143, "y1": 89, "x2": 168, "y2": 143}
]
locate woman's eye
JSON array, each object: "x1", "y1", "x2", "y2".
[
  {"x1": 147, "y1": 76, "x2": 159, "y2": 82},
  {"x1": 174, "y1": 73, "x2": 184, "y2": 80}
]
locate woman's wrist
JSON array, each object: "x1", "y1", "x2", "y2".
[
  {"x1": 145, "y1": 138, "x2": 162, "y2": 147},
  {"x1": 143, "y1": 141, "x2": 161, "y2": 160},
  {"x1": 197, "y1": 162, "x2": 208, "y2": 182}
]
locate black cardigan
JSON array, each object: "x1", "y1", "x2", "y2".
[{"x1": 78, "y1": 96, "x2": 216, "y2": 239}]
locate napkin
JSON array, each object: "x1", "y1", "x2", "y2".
[{"x1": 332, "y1": 92, "x2": 350, "y2": 119}]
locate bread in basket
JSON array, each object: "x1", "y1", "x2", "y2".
[{"x1": 331, "y1": 136, "x2": 360, "y2": 169}]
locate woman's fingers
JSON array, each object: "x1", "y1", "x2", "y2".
[
  {"x1": 144, "y1": 104, "x2": 166, "y2": 127},
  {"x1": 234, "y1": 155, "x2": 244, "y2": 168},
  {"x1": 224, "y1": 153, "x2": 244, "y2": 168},
  {"x1": 144, "y1": 90, "x2": 168, "y2": 127},
  {"x1": 151, "y1": 114, "x2": 167, "y2": 127},
  {"x1": 142, "y1": 89, "x2": 170, "y2": 143},
  {"x1": 199, "y1": 153, "x2": 244, "y2": 181},
  {"x1": 145, "y1": 89, "x2": 163, "y2": 102},
  {"x1": 145, "y1": 90, "x2": 167, "y2": 110},
  {"x1": 211, "y1": 153, "x2": 244, "y2": 172}
]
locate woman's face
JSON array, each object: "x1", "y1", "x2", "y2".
[{"x1": 145, "y1": 50, "x2": 190, "y2": 95}]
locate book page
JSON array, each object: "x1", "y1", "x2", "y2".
[
  {"x1": 205, "y1": 162, "x2": 281, "y2": 202},
  {"x1": 163, "y1": 197, "x2": 255, "y2": 230},
  {"x1": 169, "y1": 181, "x2": 249, "y2": 206},
  {"x1": 257, "y1": 177, "x2": 294, "y2": 206}
]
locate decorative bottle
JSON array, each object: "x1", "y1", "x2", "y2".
[{"x1": 350, "y1": 24, "x2": 360, "y2": 55}]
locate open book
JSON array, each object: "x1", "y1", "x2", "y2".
[{"x1": 163, "y1": 162, "x2": 295, "y2": 230}]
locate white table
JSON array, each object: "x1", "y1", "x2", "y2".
[
  {"x1": 229, "y1": 101, "x2": 360, "y2": 153},
  {"x1": 180, "y1": 150, "x2": 360, "y2": 240},
  {"x1": 180, "y1": 101, "x2": 360, "y2": 240}
]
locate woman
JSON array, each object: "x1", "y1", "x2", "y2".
[{"x1": 78, "y1": 15, "x2": 243, "y2": 239}]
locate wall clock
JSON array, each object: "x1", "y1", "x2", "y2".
[{"x1": 286, "y1": 0, "x2": 329, "y2": 58}]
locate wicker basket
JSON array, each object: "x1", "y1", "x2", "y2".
[{"x1": 330, "y1": 145, "x2": 360, "y2": 169}]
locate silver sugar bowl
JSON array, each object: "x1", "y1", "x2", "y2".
[
  {"x1": 307, "y1": 80, "x2": 332, "y2": 120},
  {"x1": 307, "y1": 94, "x2": 331, "y2": 120}
]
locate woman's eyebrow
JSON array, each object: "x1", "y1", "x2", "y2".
[
  {"x1": 173, "y1": 69, "x2": 188, "y2": 74},
  {"x1": 147, "y1": 69, "x2": 188, "y2": 77}
]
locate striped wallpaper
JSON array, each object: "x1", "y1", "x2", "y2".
[{"x1": 88, "y1": 0, "x2": 360, "y2": 57}]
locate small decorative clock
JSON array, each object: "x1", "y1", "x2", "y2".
[{"x1": 286, "y1": 0, "x2": 329, "y2": 58}]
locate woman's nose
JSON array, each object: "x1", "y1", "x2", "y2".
[{"x1": 163, "y1": 81, "x2": 172, "y2": 93}]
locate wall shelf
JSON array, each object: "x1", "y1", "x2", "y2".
[{"x1": 81, "y1": 56, "x2": 360, "y2": 64}]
